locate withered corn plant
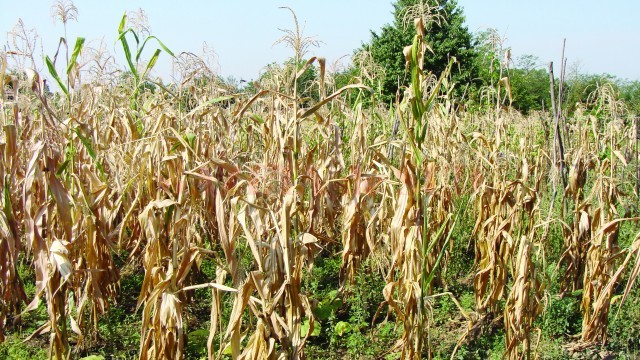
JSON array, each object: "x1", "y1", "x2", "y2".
[
  {"x1": 0, "y1": 99, "x2": 27, "y2": 346},
  {"x1": 578, "y1": 118, "x2": 637, "y2": 346},
  {"x1": 376, "y1": 17, "x2": 464, "y2": 359},
  {"x1": 180, "y1": 9, "x2": 369, "y2": 360},
  {"x1": 12, "y1": 24, "x2": 128, "y2": 356},
  {"x1": 465, "y1": 110, "x2": 547, "y2": 359},
  {"x1": 552, "y1": 94, "x2": 639, "y2": 350},
  {"x1": 502, "y1": 141, "x2": 545, "y2": 359},
  {"x1": 559, "y1": 145, "x2": 590, "y2": 294},
  {"x1": 0, "y1": 10, "x2": 178, "y2": 358}
]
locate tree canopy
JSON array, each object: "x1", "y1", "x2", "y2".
[{"x1": 362, "y1": 0, "x2": 477, "y2": 103}]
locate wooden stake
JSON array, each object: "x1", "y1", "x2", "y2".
[
  {"x1": 636, "y1": 116, "x2": 639, "y2": 201},
  {"x1": 548, "y1": 62, "x2": 567, "y2": 191}
]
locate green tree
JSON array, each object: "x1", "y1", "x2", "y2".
[
  {"x1": 509, "y1": 55, "x2": 551, "y2": 114},
  {"x1": 471, "y1": 28, "x2": 506, "y2": 107},
  {"x1": 471, "y1": 33, "x2": 550, "y2": 114},
  {"x1": 257, "y1": 59, "x2": 319, "y2": 103},
  {"x1": 362, "y1": 0, "x2": 477, "y2": 104},
  {"x1": 617, "y1": 79, "x2": 640, "y2": 114},
  {"x1": 564, "y1": 72, "x2": 618, "y2": 115}
]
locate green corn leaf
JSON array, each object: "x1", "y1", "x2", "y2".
[
  {"x1": 144, "y1": 78, "x2": 177, "y2": 99},
  {"x1": 117, "y1": 14, "x2": 138, "y2": 80},
  {"x1": 118, "y1": 13, "x2": 126, "y2": 33},
  {"x1": 117, "y1": 34, "x2": 137, "y2": 80},
  {"x1": 185, "y1": 132, "x2": 196, "y2": 148},
  {"x1": 424, "y1": 214, "x2": 456, "y2": 288},
  {"x1": 141, "y1": 49, "x2": 161, "y2": 79},
  {"x1": 118, "y1": 14, "x2": 139, "y2": 44},
  {"x1": 250, "y1": 114, "x2": 265, "y2": 125},
  {"x1": 71, "y1": 127, "x2": 105, "y2": 177},
  {"x1": 45, "y1": 55, "x2": 68, "y2": 96},
  {"x1": 137, "y1": 35, "x2": 174, "y2": 62},
  {"x1": 56, "y1": 160, "x2": 70, "y2": 176},
  {"x1": 182, "y1": 95, "x2": 235, "y2": 118},
  {"x1": 411, "y1": 35, "x2": 422, "y2": 108},
  {"x1": 66, "y1": 37, "x2": 85, "y2": 75}
]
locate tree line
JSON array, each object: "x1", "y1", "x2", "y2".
[{"x1": 248, "y1": 0, "x2": 640, "y2": 117}]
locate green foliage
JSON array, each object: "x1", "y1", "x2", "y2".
[
  {"x1": 453, "y1": 326, "x2": 507, "y2": 360},
  {"x1": 303, "y1": 255, "x2": 396, "y2": 359},
  {"x1": 257, "y1": 59, "x2": 319, "y2": 102},
  {"x1": 345, "y1": 260, "x2": 386, "y2": 325},
  {"x1": 472, "y1": 29, "x2": 502, "y2": 89},
  {"x1": 608, "y1": 288, "x2": 640, "y2": 354},
  {"x1": 332, "y1": 66, "x2": 363, "y2": 106},
  {"x1": 303, "y1": 253, "x2": 342, "y2": 297},
  {"x1": 116, "y1": 13, "x2": 174, "y2": 109},
  {"x1": 314, "y1": 290, "x2": 343, "y2": 321},
  {"x1": 564, "y1": 73, "x2": 619, "y2": 115},
  {"x1": 444, "y1": 195, "x2": 475, "y2": 289},
  {"x1": 619, "y1": 79, "x2": 640, "y2": 114},
  {"x1": 332, "y1": 260, "x2": 388, "y2": 358},
  {"x1": 362, "y1": 0, "x2": 477, "y2": 103},
  {"x1": 87, "y1": 263, "x2": 143, "y2": 358},
  {"x1": 541, "y1": 295, "x2": 582, "y2": 338},
  {"x1": 0, "y1": 337, "x2": 48, "y2": 360},
  {"x1": 301, "y1": 318, "x2": 322, "y2": 338},
  {"x1": 469, "y1": 28, "x2": 517, "y2": 111},
  {"x1": 95, "y1": 306, "x2": 141, "y2": 358},
  {"x1": 17, "y1": 260, "x2": 36, "y2": 299},
  {"x1": 509, "y1": 55, "x2": 552, "y2": 114},
  {"x1": 186, "y1": 329, "x2": 209, "y2": 358}
]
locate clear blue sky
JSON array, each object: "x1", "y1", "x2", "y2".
[{"x1": 2, "y1": 0, "x2": 639, "y2": 84}]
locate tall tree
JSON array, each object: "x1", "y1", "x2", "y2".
[
  {"x1": 362, "y1": 0, "x2": 477, "y2": 103},
  {"x1": 509, "y1": 55, "x2": 552, "y2": 114}
]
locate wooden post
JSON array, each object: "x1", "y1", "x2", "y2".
[
  {"x1": 558, "y1": 40, "x2": 568, "y2": 147},
  {"x1": 636, "y1": 116, "x2": 639, "y2": 201},
  {"x1": 548, "y1": 62, "x2": 567, "y2": 190}
]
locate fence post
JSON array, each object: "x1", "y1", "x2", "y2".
[{"x1": 636, "y1": 116, "x2": 639, "y2": 201}]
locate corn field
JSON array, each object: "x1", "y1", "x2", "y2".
[{"x1": 1, "y1": 10, "x2": 640, "y2": 360}]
